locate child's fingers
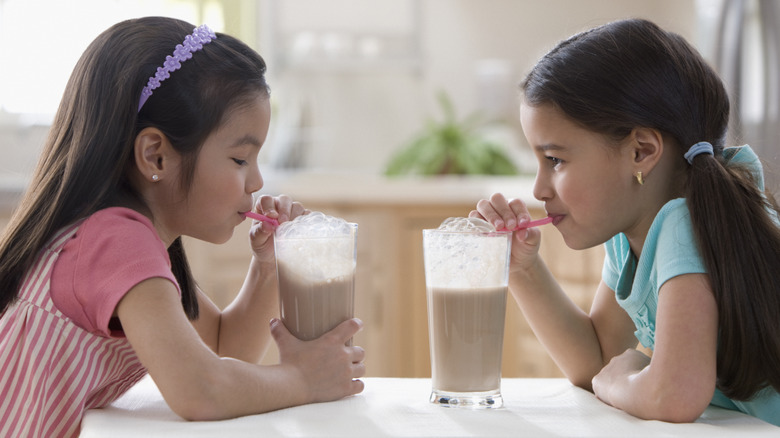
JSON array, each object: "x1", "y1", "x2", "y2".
[
  {"x1": 324, "y1": 318, "x2": 363, "y2": 345},
  {"x1": 508, "y1": 197, "x2": 530, "y2": 222},
  {"x1": 274, "y1": 195, "x2": 294, "y2": 222},
  {"x1": 290, "y1": 202, "x2": 308, "y2": 220},
  {"x1": 247, "y1": 218, "x2": 276, "y2": 259},
  {"x1": 255, "y1": 194, "x2": 307, "y2": 224},
  {"x1": 256, "y1": 195, "x2": 278, "y2": 218},
  {"x1": 351, "y1": 345, "x2": 366, "y2": 364},
  {"x1": 474, "y1": 198, "x2": 503, "y2": 229},
  {"x1": 269, "y1": 318, "x2": 295, "y2": 347},
  {"x1": 347, "y1": 378, "x2": 365, "y2": 396},
  {"x1": 248, "y1": 222, "x2": 274, "y2": 242},
  {"x1": 475, "y1": 193, "x2": 526, "y2": 230},
  {"x1": 351, "y1": 361, "x2": 366, "y2": 379},
  {"x1": 496, "y1": 194, "x2": 535, "y2": 231}
]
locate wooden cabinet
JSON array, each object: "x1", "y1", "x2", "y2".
[{"x1": 184, "y1": 175, "x2": 604, "y2": 378}]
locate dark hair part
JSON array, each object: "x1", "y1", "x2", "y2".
[
  {"x1": 0, "y1": 17, "x2": 270, "y2": 320},
  {"x1": 522, "y1": 18, "x2": 780, "y2": 400}
]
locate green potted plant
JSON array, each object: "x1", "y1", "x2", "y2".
[{"x1": 385, "y1": 91, "x2": 519, "y2": 176}]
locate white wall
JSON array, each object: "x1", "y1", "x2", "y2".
[
  {"x1": 259, "y1": 0, "x2": 697, "y2": 174},
  {"x1": 0, "y1": 0, "x2": 699, "y2": 180}
]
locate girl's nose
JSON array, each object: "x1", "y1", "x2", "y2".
[
  {"x1": 532, "y1": 171, "x2": 553, "y2": 202},
  {"x1": 248, "y1": 163, "x2": 264, "y2": 193}
]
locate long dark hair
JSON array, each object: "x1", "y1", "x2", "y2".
[
  {"x1": 0, "y1": 17, "x2": 270, "y2": 320},
  {"x1": 522, "y1": 18, "x2": 780, "y2": 400}
]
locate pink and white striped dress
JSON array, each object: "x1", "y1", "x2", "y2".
[{"x1": 0, "y1": 208, "x2": 177, "y2": 437}]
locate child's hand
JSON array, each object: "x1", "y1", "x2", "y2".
[
  {"x1": 470, "y1": 193, "x2": 543, "y2": 270},
  {"x1": 248, "y1": 194, "x2": 308, "y2": 262},
  {"x1": 592, "y1": 348, "x2": 651, "y2": 406},
  {"x1": 271, "y1": 317, "x2": 366, "y2": 404}
]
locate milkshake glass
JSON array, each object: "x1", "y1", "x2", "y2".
[
  {"x1": 423, "y1": 217, "x2": 511, "y2": 408},
  {"x1": 274, "y1": 212, "x2": 357, "y2": 342}
]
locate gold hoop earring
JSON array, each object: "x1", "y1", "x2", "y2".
[{"x1": 635, "y1": 171, "x2": 644, "y2": 185}]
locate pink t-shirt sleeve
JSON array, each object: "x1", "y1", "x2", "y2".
[{"x1": 50, "y1": 207, "x2": 181, "y2": 337}]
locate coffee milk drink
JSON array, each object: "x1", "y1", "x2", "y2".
[
  {"x1": 277, "y1": 262, "x2": 354, "y2": 341},
  {"x1": 429, "y1": 286, "x2": 507, "y2": 392},
  {"x1": 274, "y1": 212, "x2": 357, "y2": 342},
  {"x1": 423, "y1": 217, "x2": 511, "y2": 408}
]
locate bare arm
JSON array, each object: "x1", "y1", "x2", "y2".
[
  {"x1": 190, "y1": 256, "x2": 278, "y2": 363},
  {"x1": 117, "y1": 277, "x2": 364, "y2": 421},
  {"x1": 592, "y1": 273, "x2": 717, "y2": 422},
  {"x1": 510, "y1": 256, "x2": 638, "y2": 389}
]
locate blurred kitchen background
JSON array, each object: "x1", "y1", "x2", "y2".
[{"x1": 1, "y1": 0, "x2": 778, "y2": 378}]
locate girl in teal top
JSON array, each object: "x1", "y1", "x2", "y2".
[{"x1": 472, "y1": 19, "x2": 780, "y2": 426}]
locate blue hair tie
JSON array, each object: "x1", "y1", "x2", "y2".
[{"x1": 684, "y1": 141, "x2": 714, "y2": 165}]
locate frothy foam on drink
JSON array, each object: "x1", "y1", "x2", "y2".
[
  {"x1": 437, "y1": 217, "x2": 496, "y2": 233},
  {"x1": 275, "y1": 212, "x2": 356, "y2": 281},
  {"x1": 276, "y1": 211, "x2": 355, "y2": 238},
  {"x1": 424, "y1": 217, "x2": 509, "y2": 288}
]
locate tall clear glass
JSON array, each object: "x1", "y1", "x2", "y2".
[
  {"x1": 274, "y1": 223, "x2": 357, "y2": 342},
  {"x1": 423, "y1": 228, "x2": 511, "y2": 408}
]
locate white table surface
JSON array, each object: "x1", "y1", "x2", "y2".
[{"x1": 80, "y1": 376, "x2": 778, "y2": 437}]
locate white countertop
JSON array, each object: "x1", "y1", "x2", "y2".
[{"x1": 80, "y1": 376, "x2": 777, "y2": 437}]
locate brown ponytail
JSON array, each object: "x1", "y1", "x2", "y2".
[{"x1": 686, "y1": 153, "x2": 780, "y2": 399}]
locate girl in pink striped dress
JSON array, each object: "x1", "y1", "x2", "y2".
[{"x1": 0, "y1": 17, "x2": 365, "y2": 438}]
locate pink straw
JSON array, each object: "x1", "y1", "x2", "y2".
[
  {"x1": 504, "y1": 216, "x2": 553, "y2": 231},
  {"x1": 243, "y1": 211, "x2": 279, "y2": 228}
]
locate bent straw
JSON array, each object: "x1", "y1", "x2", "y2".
[{"x1": 243, "y1": 211, "x2": 280, "y2": 228}]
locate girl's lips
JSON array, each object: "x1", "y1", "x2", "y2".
[{"x1": 549, "y1": 214, "x2": 565, "y2": 226}]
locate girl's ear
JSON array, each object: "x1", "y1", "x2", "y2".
[
  {"x1": 134, "y1": 127, "x2": 176, "y2": 183},
  {"x1": 630, "y1": 127, "x2": 664, "y2": 174}
]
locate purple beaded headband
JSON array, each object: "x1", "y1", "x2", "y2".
[{"x1": 137, "y1": 24, "x2": 217, "y2": 112}]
